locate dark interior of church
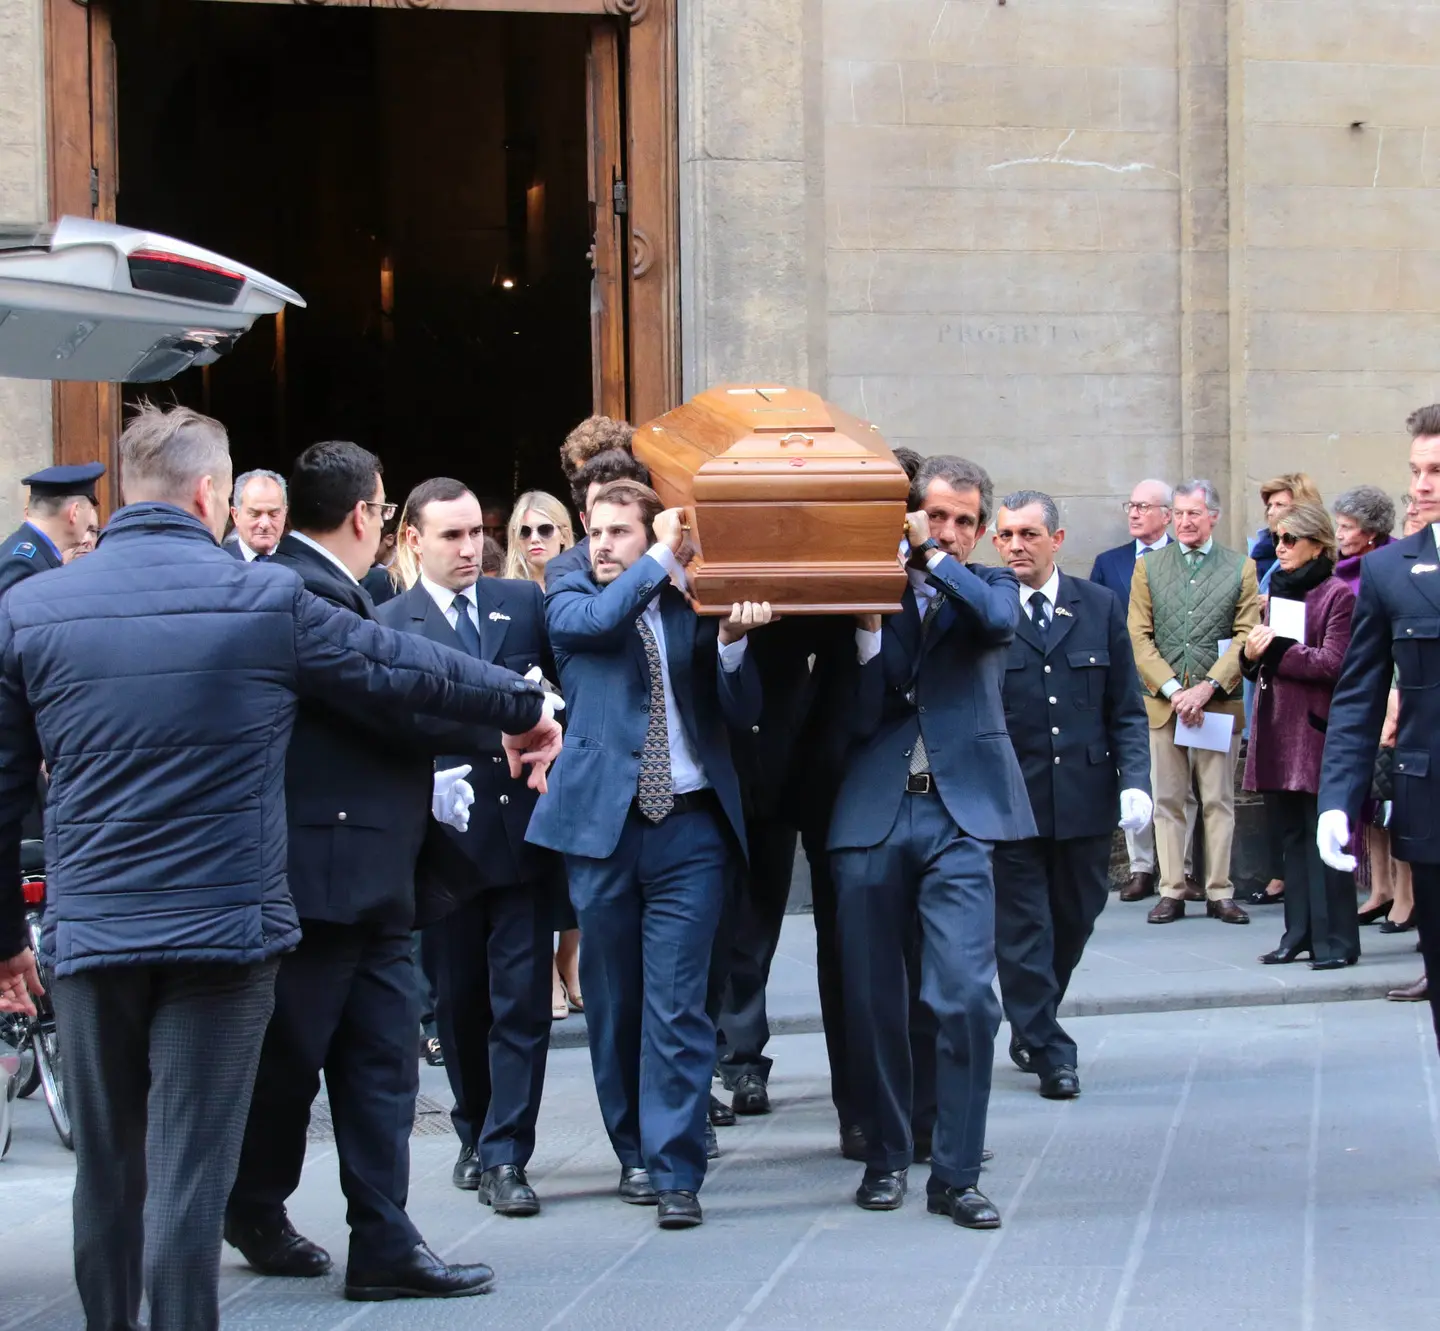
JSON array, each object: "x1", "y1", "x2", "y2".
[{"x1": 111, "y1": 0, "x2": 596, "y2": 510}]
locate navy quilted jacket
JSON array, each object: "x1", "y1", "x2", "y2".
[{"x1": 0, "y1": 503, "x2": 545, "y2": 974}]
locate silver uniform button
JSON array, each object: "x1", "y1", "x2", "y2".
[
  {"x1": 1053, "y1": 756, "x2": 1061, "y2": 765},
  {"x1": 1044, "y1": 665, "x2": 1052, "y2": 674},
  {"x1": 337, "y1": 812, "x2": 347, "y2": 822},
  {"x1": 1051, "y1": 727, "x2": 1060, "y2": 735},
  {"x1": 1048, "y1": 696, "x2": 1057, "y2": 704},
  {"x1": 500, "y1": 795, "x2": 510, "y2": 806}
]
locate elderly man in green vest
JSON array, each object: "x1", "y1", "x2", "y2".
[{"x1": 1129, "y1": 479, "x2": 1260, "y2": 924}]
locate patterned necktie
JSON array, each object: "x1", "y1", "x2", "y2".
[
  {"x1": 452, "y1": 594, "x2": 483, "y2": 657},
  {"x1": 1185, "y1": 548, "x2": 1202, "y2": 572},
  {"x1": 908, "y1": 593, "x2": 946, "y2": 777},
  {"x1": 1029, "y1": 589, "x2": 1050, "y2": 635},
  {"x1": 635, "y1": 617, "x2": 675, "y2": 822}
]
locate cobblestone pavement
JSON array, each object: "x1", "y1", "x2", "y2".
[{"x1": 3, "y1": 999, "x2": 1438, "y2": 1330}]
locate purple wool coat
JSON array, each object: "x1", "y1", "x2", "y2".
[
  {"x1": 1333, "y1": 532, "x2": 1393, "y2": 596},
  {"x1": 1242, "y1": 574, "x2": 1355, "y2": 795}
]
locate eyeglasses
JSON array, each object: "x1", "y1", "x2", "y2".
[
  {"x1": 364, "y1": 501, "x2": 398, "y2": 521},
  {"x1": 519, "y1": 523, "x2": 557, "y2": 541},
  {"x1": 1123, "y1": 502, "x2": 1169, "y2": 514},
  {"x1": 1277, "y1": 531, "x2": 1304, "y2": 548}
]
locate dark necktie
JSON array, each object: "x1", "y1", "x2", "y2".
[
  {"x1": 908, "y1": 593, "x2": 946, "y2": 777},
  {"x1": 635, "y1": 617, "x2": 675, "y2": 822},
  {"x1": 452, "y1": 594, "x2": 483, "y2": 657},
  {"x1": 252, "y1": 553, "x2": 270, "y2": 564},
  {"x1": 1029, "y1": 590, "x2": 1050, "y2": 635}
]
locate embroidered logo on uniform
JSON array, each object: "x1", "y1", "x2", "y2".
[
  {"x1": 1412, "y1": 563, "x2": 1438, "y2": 574},
  {"x1": 1054, "y1": 606, "x2": 1074, "y2": 617},
  {"x1": 488, "y1": 610, "x2": 511, "y2": 622},
  {"x1": 12, "y1": 542, "x2": 35, "y2": 559}
]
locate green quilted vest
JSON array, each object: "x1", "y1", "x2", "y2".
[{"x1": 1147, "y1": 541, "x2": 1244, "y2": 686}]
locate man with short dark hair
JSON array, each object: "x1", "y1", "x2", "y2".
[
  {"x1": 0, "y1": 462, "x2": 104, "y2": 599},
  {"x1": 226, "y1": 442, "x2": 531, "y2": 1302},
  {"x1": 0, "y1": 405, "x2": 558, "y2": 1331},
  {"x1": 991, "y1": 490, "x2": 1151, "y2": 1098},
  {"x1": 225, "y1": 469, "x2": 287, "y2": 561},
  {"x1": 545, "y1": 447, "x2": 651, "y2": 590}
]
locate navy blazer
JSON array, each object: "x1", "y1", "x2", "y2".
[
  {"x1": 1001, "y1": 571, "x2": 1151, "y2": 840},
  {"x1": 377, "y1": 579, "x2": 558, "y2": 916},
  {"x1": 1089, "y1": 535, "x2": 1170, "y2": 604},
  {"x1": 526, "y1": 553, "x2": 761, "y2": 861},
  {"x1": 1320, "y1": 525, "x2": 1440, "y2": 864},
  {"x1": 543, "y1": 537, "x2": 590, "y2": 591},
  {"x1": 828, "y1": 556, "x2": 1037, "y2": 850}
]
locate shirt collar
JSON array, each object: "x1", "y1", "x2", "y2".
[
  {"x1": 23, "y1": 522, "x2": 61, "y2": 562},
  {"x1": 1135, "y1": 533, "x2": 1170, "y2": 555},
  {"x1": 288, "y1": 531, "x2": 360, "y2": 585},
  {"x1": 236, "y1": 536, "x2": 261, "y2": 562},
  {"x1": 1180, "y1": 536, "x2": 1214, "y2": 557},
  {"x1": 419, "y1": 572, "x2": 480, "y2": 619},
  {"x1": 1022, "y1": 566, "x2": 1061, "y2": 606}
]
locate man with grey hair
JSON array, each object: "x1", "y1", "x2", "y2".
[
  {"x1": 226, "y1": 467, "x2": 288, "y2": 561},
  {"x1": 991, "y1": 491, "x2": 1151, "y2": 1096},
  {"x1": 0, "y1": 403, "x2": 560, "y2": 1331},
  {"x1": 1129, "y1": 479, "x2": 1260, "y2": 925}
]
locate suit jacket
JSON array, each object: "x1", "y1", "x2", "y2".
[
  {"x1": 0, "y1": 523, "x2": 63, "y2": 602},
  {"x1": 828, "y1": 556, "x2": 1037, "y2": 850},
  {"x1": 272, "y1": 534, "x2": 435, "y2": 925},
  {"x1": 222, "y1": 533, "x2": 245, "y2": 561},
  {"x1": 377, "y1": 578, "x2": 558, "y2": 917},
  {"x1": 1000, "y1": 571, "x2": 1150, "y2": 840},
  {"x1": 526, "y1": 553, "x2": 761, "y2": 861},
  {"x1": 1089, "y1": 535, "x2": 1169, "y2": 604},
  {"x1": 543, "y1": 537, "x2": 590, "y2": 591},
  {"x1": 1320, "y1": 526, "x2": 1440, "y2": 863}
]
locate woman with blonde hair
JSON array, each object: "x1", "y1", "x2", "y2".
[{"x1": 501, "y1": 490, "x2": 583, "y2": 1018}]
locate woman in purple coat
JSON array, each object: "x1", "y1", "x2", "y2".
[
  {"x1": 1332, "y1": 484, "x2": 1396, "y2": 595},
  {"x1": 1242, "y1": 503, "x2": 1359, "y2": 970}
]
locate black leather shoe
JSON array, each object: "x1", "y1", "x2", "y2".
[
  {"x1": 656, "y1": 1190, "x2": 703, "y2": 1229},
  {"x1": 477, "y1": 1164, "x2": 539, "y2": 1217},
  {"x1": 344, "y1": 1243, "x2": 494, "y2": 1301},
  {"x1": 452, "y1": 1145, "x2": 482, "y2": 1191},
  {"x1": 225, "y1": 1215, "x2": 332, "y2": 1277},
  {"x1": 855, "y1": 1167, "x2": 908, "y2": 1211},
  {"x1": 1008, "y1": 1036, "x2": 1033, "y2": 1074},
  {"x1": 1309, "y1": 955, "x2": 1359, "y2": 971},
  {"x1": 1207, "y1": 898, "x2": 1250, "y2": 925},
  {"x1": 1039, "y1": 1066, "x2": 1080, "y2": 1100},
  {"x1": 731, "y1": 1073, "x2": 770, "y2": 1115},
  {"x1": 619, "y1": 1166, "x2": 658, "y2": 1205},
  {"x1": 705, "y1": 1121, "x2": 720, "y2": 1160},
  {"x1": 927, "y1": 1185, "x2": 1001, "y2": 1230},
  {"x1": 840, "y1": 1124, "x2": 867, "y2": 1162},
  {"x1": 708, "y1": 1093, "x2": 736, "y2": 1127}
]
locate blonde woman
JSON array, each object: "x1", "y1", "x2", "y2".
[{"x1": 501, "y1": 492, "x2": 582, "y2": 1018}]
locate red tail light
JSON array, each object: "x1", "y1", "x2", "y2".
[{"x1": 20, "y1": 878, "x2": 44, "y2": 906}]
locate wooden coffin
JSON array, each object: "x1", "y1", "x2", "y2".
[{"x1": 633, "y1": 384, "x2": 910, "y2": 615}]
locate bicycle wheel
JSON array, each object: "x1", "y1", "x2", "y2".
[
  {"x1": 35, "y1": 1027, "x2": 71, "y2": 1151},
  {"x1": 1, "y1": 1016, "x2": 38, "y2": 1099}
]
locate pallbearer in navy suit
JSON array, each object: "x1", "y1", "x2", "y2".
[
  {"x1": 527, "y1": 481, "x2": 767, "y2": 1230},
  {"x1": 376, "y1": 478, "x2": 559, "y2": 1219},
  {"x1": 992, "y1": 492, "x2": 1152, "y2": 1099},
  {"x1": 828, "y1": 456, "x2": 1036, "y2": 1231}
]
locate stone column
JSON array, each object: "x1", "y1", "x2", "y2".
[{"x1": 0, "y1": 0, "x2": 52, "y2": 533}]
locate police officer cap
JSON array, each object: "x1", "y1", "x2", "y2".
[{"x1": 21, "y1": 462, "x2": 105, "y2": 502}]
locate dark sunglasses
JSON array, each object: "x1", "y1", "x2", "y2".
[
  {"x1": 519, "y1": 523, "x2": 556, "y2": 540},
  {"x1": 1277, "y1": 531, "x2": 1304, "y2": 548}
]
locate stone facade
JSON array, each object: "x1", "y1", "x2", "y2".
[{"x1": 0, "y1": 0, "x2": 51, "y2": 537}]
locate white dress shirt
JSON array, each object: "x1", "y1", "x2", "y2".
[
  {"x1": 236, "y1": 536, "x2": 261, "y2": 562},
  {"x1": 1135, "y1": 533, "x2": 1171, "y2": 557},
  {"x1": 1019, "y1": 565, "x2": 1061, "y2": 620},
  {"x1": 641, "y1": 543, "x2": 747, "y2": 794},
  {"x1": 288, "y1": 531, "x2": 360, "y2": 585},
  {"x1": 419, "y1": 572, "x2": 481, "y2": 636}
]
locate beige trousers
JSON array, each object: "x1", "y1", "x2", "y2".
[{"x1": 1150, "y1": 716, "x2": 1243, "y2": 900}]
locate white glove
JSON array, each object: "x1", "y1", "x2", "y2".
[
  {"x1": 1118, "y1": 789, "x2": 1153, "y2": 834},
  {"x1": 1317, "y1": 809, "x2": 1356, "y2": 872},
  {"x1": 525, "y1": 666, "x2": 565, "y2": 722},
  {"x1": 432, "y1": 764, "x2": 475, "y2": 832}
]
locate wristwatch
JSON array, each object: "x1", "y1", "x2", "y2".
[
  {"x1": 911, "y1": 538, "x2": 941, "y2": 562},
  {"x1": 1204, "y1": 678, "x2": 1223, "y2": 696}
]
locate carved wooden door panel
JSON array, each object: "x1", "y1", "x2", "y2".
[{"x1": 587, "y1": 20, "x2": 627, "y2": 420}]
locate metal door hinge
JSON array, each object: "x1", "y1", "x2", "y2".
[
  {"x1": 89, "y1": 167, "x2": 99, "y2": 210},
  {"x1": 612, "y1": 179, "x2": 628, "y2": 216}
]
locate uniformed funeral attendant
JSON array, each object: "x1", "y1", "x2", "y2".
[{"x1": 0, "y1": 462, "x2": 105, "y2": 600}]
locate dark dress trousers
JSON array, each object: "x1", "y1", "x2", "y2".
[
  {"x1": 0, "y1": 520, "x2": 62, "y2": 600},
  {"x1": 828, "y1": 556, "x2": 1036, "y2": 1193},
  {"x1": 995, "y1": 572, "x2": 1150, "y2": 1075},
  {"x1": 378, "y1": 578, "x2": 559, "y2": 1171},
  {"x1": 228, "y1": 535, "x2": 465, "y2": 1267},
  {"x1": 529, "y1": 552, "x2": 760, "y2": 1192},
  {"x1": 1320, "y1": 525, "x2": 1440, "y2": 1042}
]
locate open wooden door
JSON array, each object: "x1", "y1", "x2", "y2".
[
  {"x1": 586, "y1": 20, "x2": 628, "y2": 421},
  {"x1": 44, "y1": 0, "x2": 120, "y2": 515}
]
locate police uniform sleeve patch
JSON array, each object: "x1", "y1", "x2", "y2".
[{"x1": 12, "y1": 542, "x2": 35, "y2": 559}]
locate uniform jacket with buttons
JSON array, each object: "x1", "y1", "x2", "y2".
[
  {"x1": 377, "y1": 578, "x2": 560, "y2": 921},
  {"x1": 526, "y1": 552, "x2": 761, "y2": 861},
  {"x1": 827, "y1": 555, "x2": 1037, "y2": 850},
  {"x1": 1321, "y1": 525, "x2": 1440, "y2": 864},
  {"x1": 1001, "y1": 571, "x2": 1151, "y2": 840}
]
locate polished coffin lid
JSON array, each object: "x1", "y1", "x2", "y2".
[{"x1": 633, "y1": 385, "x2": 909, "y2": 614}]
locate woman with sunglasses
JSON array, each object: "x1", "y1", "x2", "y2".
[
  {"x1": 1241, "y1": 503, "x2": 1360, "y2": 970},
  {"x1": 501, "y1": 492, "x2": 583, "y2": 1018}
]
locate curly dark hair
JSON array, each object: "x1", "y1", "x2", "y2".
[{"x1": 560, "y1": 415, "x2": 635, "y2": 479}]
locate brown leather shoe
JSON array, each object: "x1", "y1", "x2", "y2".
[
  {"x1": 1183, "y1": 876, "x2": 1206, "y2": 902},
  {"x1": 1206, "y1": 898, "x2": 1250, "y2": 924},
  {"x1": 1119, "y1": 872, "x2": 1155, "y2": 902},
  {"x1": 1388, "y1": 974, "x2": 1429, "y2": 1002},
  {"x1": 1147, "y1": 897, "x2": 1185, "y2": 924}
]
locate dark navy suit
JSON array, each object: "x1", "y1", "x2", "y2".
[
  {"x1": 1320, "y1": 524, "x2": 1440, "y2": 1044},
  {"x1": 829, "y1": 554, "x2": 1035, "y2": 1193},
  {"x1": 528, "y1": 551, "x2": 760, "y2": 1191},
  {"x1": 995, "y1": 571, "x2": 1150, "y2": 1075},
  {"x1": 542, "y1": 536, "x2": 590, "y2": 591},
  {"x1": 378, "y1": 577, "x2": 558, "y2": 1173},
  {"x1": 1089, "y1": 534, "x2": 1170, "y2": 604}
]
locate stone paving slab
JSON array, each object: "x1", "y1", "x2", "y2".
[{"x1": 4, "y1": 1000, "x2": 1440, "y2": 1329}]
